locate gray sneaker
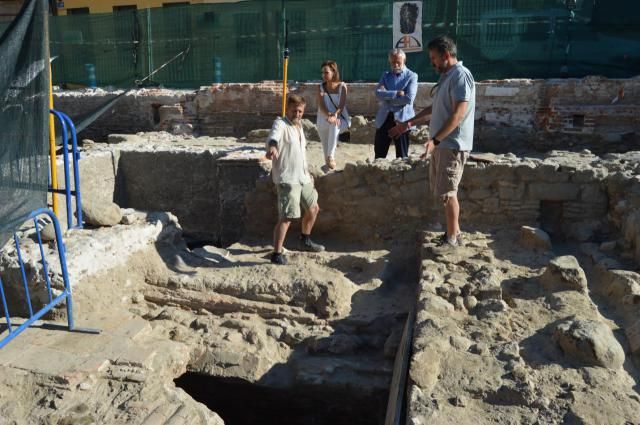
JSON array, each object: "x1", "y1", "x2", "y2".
[
  {"x1": 299, "y1": 237, "x2": 325, "y2": 252},
  {"x1": 270, "y1": 252, "x2": 287, "y2": 265},
  {"x1": 434, "y1": 232, "x2": 463, "y2": 247}
]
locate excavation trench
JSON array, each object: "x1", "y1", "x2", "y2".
[
  {"x1": 1, "y1": 132, "x2": 639, "y2": 425},
  {"x1": 4, "y1": 79, "x2": 637, "y2": 423},
  {"x1": 174, "y1": 374, "x2": 388, "y2": 425}
]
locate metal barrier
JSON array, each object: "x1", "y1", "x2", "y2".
[
  {"x1": 49, "y1": 110, "x2": 83, "y2": 230},
  {"x1": 0, "y1": 209, "x2": 98, "y2": 350}
]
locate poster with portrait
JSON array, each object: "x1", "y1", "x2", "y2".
[{"x1": 393, "y1": 1, "x2": 423, "y2": 52}]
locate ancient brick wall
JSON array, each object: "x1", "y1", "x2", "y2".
[{"x1": 54, "y1": 77, "x2": 639, "y2": 153}]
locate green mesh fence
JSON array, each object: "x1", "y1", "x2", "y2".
[
  {"x1": 49, "y1": 0, "x2": 640, "y2": 88},
  {"x1": 0, "y1": 0, "x2": 50, "y2": 247}
]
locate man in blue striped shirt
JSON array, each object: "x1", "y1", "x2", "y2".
[{"x1": 374, "y1": 49, "x2": 418, "y2": 159}]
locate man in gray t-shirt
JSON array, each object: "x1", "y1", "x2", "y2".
[{"x1": 389, "y1": 35, "x2": 475, "y2": 247}]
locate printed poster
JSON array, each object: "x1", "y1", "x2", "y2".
[{"x1": 393, "y1": 1, "x2": 423, "y2": 52}]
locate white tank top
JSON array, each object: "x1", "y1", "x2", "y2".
[{"x1": 318, "y1": 82, "x2": 348, "y2": 119}]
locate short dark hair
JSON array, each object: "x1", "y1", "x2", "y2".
[
  {"x1": 287, "y1": 94, "x2": 306, "y2": 108},
  {"x1": 427, "y1": 35, "x2": 457, "y2": 58}
]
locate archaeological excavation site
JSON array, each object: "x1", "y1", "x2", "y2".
[{"x1": 0, "y1": 77, "x2": 639, "y2": 425}]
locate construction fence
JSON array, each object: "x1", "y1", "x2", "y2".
[{"x1": 14, "y1": 0, "x2": 640, "y2": 88}]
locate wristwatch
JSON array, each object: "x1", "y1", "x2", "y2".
[{"x1": 433, "y1": 138, "x2": 441, "y2": 146}]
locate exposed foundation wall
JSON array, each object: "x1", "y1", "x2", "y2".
[
  {"x1": 71, "y1": 146, "x2": 269, "y2": 244},
  {"x1": 54, "y1": 77, "x2": 640, "y2": 152},
  {"x1": 244, "y1": 155, "x2": 613, "y2": 244},
  {"x1": 71, "y1": 144, "x2": 640, "y2": 259},
  {"x1": 116, "y1": 150, "x2": 221, "y2": 241},
  {"x1": 70, "y1": 141, "x2": 640, "y2": 261},
  {"x1": 53, "y1": 89, "x2": 197, "y2": 141}
]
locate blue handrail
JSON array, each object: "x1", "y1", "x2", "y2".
[
  {"x1": 48, "y1": 110, "x2": 83, "y2": 230},
  {"x1": 60, "y1": 112, "x2": 83, "y2": 228},
  {"x1": 0, "y1": 209, "x2": 75, "y2": 349}
]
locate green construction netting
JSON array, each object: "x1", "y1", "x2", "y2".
[
  {"x1": 48, "y1": 0, "x2": 639, "y2": 88},
  {"x1": 0, "y1": 0, "x2": 50, "y2": 247}
]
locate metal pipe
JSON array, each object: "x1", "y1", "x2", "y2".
[{"x1": 281, "y1": 18, "x2": 289, "y2": 117}]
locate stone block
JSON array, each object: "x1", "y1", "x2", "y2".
[
  {"x1": 538, "y1": 163, "x2": 570, "y2": 183},
  {"x1": 623, "y1": 211, "x2": 640, "y2": 243},
  {"x1": 564, "y1": 201, "x2": 607, "y2": 219},
  {"x1": 468, "y1": 188, "x2": 493, "y2": 200},
  {"x1": 82, "y1": 199, "x2": 122, "y2": 227},
  {"x1": 385, "y1": 172, "x2": 404, "y2": 186},
  {"x1": 627, "y1": 319, "x2": 640, "y2": 354},
  {"x1": 316, "y1": 171, "x2": 346, "y2": 191},
  {"x1": 553, "y1": 318, "x2": 625, "y2": 369},
  {"x1": 401, "y1": 180, "x2": 429, "y2": 196},
  {"x1": 464, "y1": 266, "x2": 502, "y2": 300},
  {"x1": 342, "y1": 163, "x2": 362, "y2": 187},
  {"x1": 474, "y1": 299, "x2": 508, "y2": 318},
  {"x1": 78, "y1": 153, "x2": 117, "y2": 207},
  {"x1": 498, "y1": 181, "x2": 525, "y2": 200},
  {"x1": 482, "y1": 198, "x2": 500, "y2": 213},
  {"x1": 465, "y1": 163, "x2": 516, "y2": 188},
  {"x1": 580, "y1": 184, "x2": 608, "y2": 204},
  {"x1": 594, "y1": 269, "x2": 640, "y2": 300},
  {"x1": 520, "y1": 226, "x2": 552, "y2": 251},
  {"x1": 528, "y1": 183, "x2": 580, "y2": 201},
  {"x1": 349, "y1": 124, "x2": 376, "y2": 145},
  {"x1": 158, "y1": 104, "x2": 183, "y2": 123},
  {"x1": 540, "y1": 255, "x2": 588, "y2": 293},
  {"x1": 565, "y1": 219, "x2": 601, "y2": 242},
  {"x1": 403, "y1": 166, "x2": 428, "y2": 184},
  {"x1": 410, "y1": 348, "x2": 441, "y2": 393},
  {"x1": 301, "y1": 118, "x2": 319, "y2": 141},
  {"x1": 572, "y1": 167, "x2": 608, "y2": 183},
  {"x1": 350, "y1": 115, "x2": 368, "y2": 128},
  {"x1": 514, "y1": 162, "x2": 540, "y2": 181},
  {"x1": 107, "y1": 134, "x2": 144, "y2": 144}
]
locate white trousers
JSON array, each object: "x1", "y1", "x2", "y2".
[{"x1": 317, "y1": 118, "x2": 339, "y2": 159}]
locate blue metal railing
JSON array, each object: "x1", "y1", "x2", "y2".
[
  {"x1": 0, "y1": 209, "x2": 98, "y2": 350},
  {"x1": 49, "y1": 110, "x2": 83, "y2": 230}
]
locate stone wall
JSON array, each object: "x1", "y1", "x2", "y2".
[
  {"x1": 70, "y1": 138, "x2": 640, "y2": 259},
  {"x1": 54, "y1": 77, "x2": 640, "y2": 152},
  {"x1": 53, "y1": 88, "x2": 196, "y2": 141},
  {"x1": 116, "y1": 150, "x2": 221, "y2": 241},
  {"x1": 245, "y1": 153, "x2": 618, "y2": 244},
  {"x1": 72, "y1": 141, "x2": 269, "y2": 244}
]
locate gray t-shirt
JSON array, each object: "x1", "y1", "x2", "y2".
[{"x1": 429, "y1": 62, "x2": 475, "y2": 151}]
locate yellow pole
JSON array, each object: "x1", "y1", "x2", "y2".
[
  {"x1": 48, "y1": 63, "x2": 59, "y2": 217},
  {"x1": 281, "y1": 56, "x2": 288, "y2": 117}
]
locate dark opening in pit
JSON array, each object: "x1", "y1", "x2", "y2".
[
  {"x1": 540, "y1": 200, "x2": 565, "y2": 241},
  {"x1": 175, "y1": 373, "x2": 388, "y2": 425},
  {"x1": 184, "y1": 237, "x2": 217, "y2": 250}
]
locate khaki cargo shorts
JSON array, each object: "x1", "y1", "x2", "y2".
[
  {"x1": 276, "y1": 182, "x2": 318, "y2": 220},
  {"x1": 429, "y1": 148, "x2": 469, "y2": 200}
]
